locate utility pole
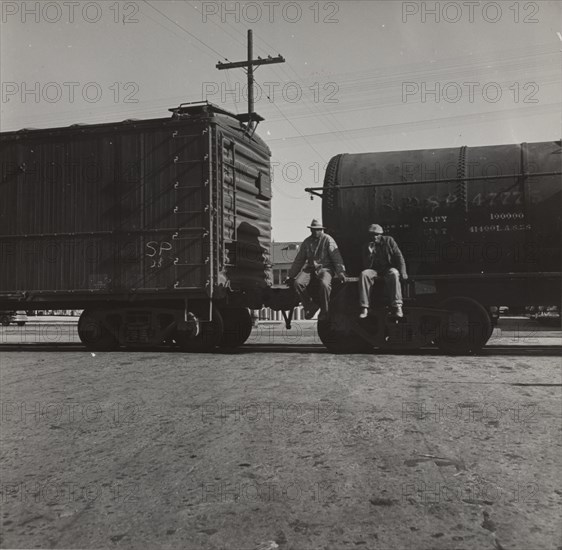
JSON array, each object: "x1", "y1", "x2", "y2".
[{"x1": 217, "y1": 30, "x2": 285, "y2": 133}]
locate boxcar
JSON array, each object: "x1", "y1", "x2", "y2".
[{"x1": 0, "y1": 102, "x2": 276, "y2": 350}]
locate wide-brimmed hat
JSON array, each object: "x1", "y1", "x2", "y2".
[
  {"x1": 308, "y1": 219, "x2": 325, "y2": 229},
  {"x1": 368, "y1": 223, "x2": 384, "y2": 234}
]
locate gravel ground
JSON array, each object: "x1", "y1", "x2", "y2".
[{"x1": 0, "y1": 319, "x2": 560, "y2": 549}]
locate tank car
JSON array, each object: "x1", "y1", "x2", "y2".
[{"x1": 306, "y1": 141, "x2": 561, "y2": 353}]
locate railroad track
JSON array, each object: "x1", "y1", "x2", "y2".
[{"x1": 0, "y1": 341, "x2": 560, "y2": 357}]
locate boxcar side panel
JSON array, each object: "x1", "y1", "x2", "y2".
[{"x1": 0, "y1": 117, "x2": 214, "y2": 302}]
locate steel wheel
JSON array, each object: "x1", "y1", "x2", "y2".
[
  {"x1": 78, "y1": 309, "x2": 119, "y2": 351},
  {"x1": 317, "y1": 318, "x2": 372, "y2": 354},
  {"x1": 174, "y1": 305, "x2": 224, "y2": 353},
  {"x1": 317, "y1": 284, "x2": 372, "y2": 353},
  {"x1": 436, "y1": 297, "x2": 492, "y2": 355},
  {"x1": 219, "y1": 307, "x2": 253, "y2": 348}
]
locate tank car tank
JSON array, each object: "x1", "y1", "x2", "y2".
[{"x1": 307, "y1": 141, "x2": 561, "y2": 353}]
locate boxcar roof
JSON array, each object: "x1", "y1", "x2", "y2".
[{"x1": 0, "y1": 101, "x2": 270, "y2": 152}]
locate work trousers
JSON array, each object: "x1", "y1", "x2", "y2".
[
  {"x1": 359, "y1": 268, "x2": 402, "y2": 308},
  {"x1": 294, "y1": 269, "x2": 333, "y2": 314}
]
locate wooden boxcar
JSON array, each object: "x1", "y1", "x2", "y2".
[{"x1": 0, "y1": 102, "x2": 278, "y2": 350}]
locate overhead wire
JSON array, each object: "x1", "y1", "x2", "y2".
[
  {"x1": 4, "y1": 7, "x2": 558, "y2": 142},
  {"x1": 185, "y1": 1, "x2": 248, "y2": 51},
  {"x1": 143, "y1": 0, "x2": 229, "y2": 62},
  {"x1": 252, "y1": 32, "x2": 366, "y2": 153},
  {"x1": 265, "y1": 102, "x2": 560, "y2": 145},
  {"x1": 138, "y1": 3, "x2": 219, "y2": 62}
]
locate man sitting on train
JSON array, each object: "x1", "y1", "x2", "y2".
[
  {"x1": 285, "y1": 219, "x2": 346, "y2": 321},
  {"x1": 359, "y1": 224, "x2": 408, "y2": 319}
]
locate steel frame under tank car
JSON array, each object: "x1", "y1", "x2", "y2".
[{"x1": 306, "y1": 141, "x2": 561, "y2": 353}]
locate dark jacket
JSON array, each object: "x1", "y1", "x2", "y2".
[{"x1": 362, "y1": 236, "x2": 407, "y2": 278}]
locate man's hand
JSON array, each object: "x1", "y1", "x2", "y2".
[
  {"x1": 402, "y1": 273, "x2": 409, "y2": 281},
  {"x1": 284, "y1": 277, "x2": 294, "y2": 287},
  {"x1": 337, "y1": 272, "x2": 347, "y2": 282}
]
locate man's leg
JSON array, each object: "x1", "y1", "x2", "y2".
[
  {"x1": 316, "y1": 269, "x2": 333, "y2": 319},
  {"x1": 384, "y1": 268, "x2": 403, "y2": 316},
  {"x1": 359, "y1": 269, "x2": 378, "y2": 317},
  {"x1": 294, "y1": 271, "x2": 313, "y2": 311}
]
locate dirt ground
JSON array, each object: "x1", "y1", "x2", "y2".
[{"x1": 1, "y1": 319, "x2": 561, "y2": 549}]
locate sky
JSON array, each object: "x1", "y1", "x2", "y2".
[{"x1": 1, "y1": 0, "x2": 561, "y2": 241}]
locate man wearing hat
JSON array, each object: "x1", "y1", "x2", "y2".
[
  {"x1": 286, "y1": 219, "x2": 346, "y2": 320},
  {"x1": 359, "y1": 224, "x2": 408, "y2": 318}
]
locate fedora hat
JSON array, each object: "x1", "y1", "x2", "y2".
[
  {"x1": 308, "y1": 219, "x2": 325, "y2": 229},
  {"x1": 368, "y1": 224, "x2": 384, "y2": 234}
]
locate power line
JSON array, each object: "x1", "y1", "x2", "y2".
[
  {"x1": 266, "y1": 102, "x2": 561, "y2": 144},
  {"x1": 188, "y1": 6, "x2": 246, "y2": 50},
  {"x1": 138, "y1": 5, "x2": 216, "y2": 60},
  {"x1": 252, "y1": 32, "x2": 363, "y2": 153},
  {"x1": 186, "y1": 2, "x2": 248, "y2": 51},
  {"x1": 266, "y1": 99, "x2": 328, "y2": 162},
  {"x1": 143, "y1": 1, "x2": 228, "y2": 61}
]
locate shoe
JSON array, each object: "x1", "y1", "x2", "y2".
[
  {"x1": 359, "y1": 307, "x2": 369, "y2": 319},
  {"x1": 392, "y1": 305, "x2": 404, "y2": 318}
]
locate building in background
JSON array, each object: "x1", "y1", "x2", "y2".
[{"x1": 270, "y1": 242, "x2": 300, "y2": 285}]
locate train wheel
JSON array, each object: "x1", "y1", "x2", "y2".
[
  {"x1": 219, "y1": 308, "x2": 253, "y2": 348},
  {"x1": 174, "y1": 306, "x2": 224, "y2": 352},
  {"x1": 436, "y1": 297, "x2": 492, "y2": 355},
  {"x1": 1, "y1": 315, "x2": 10, "y2": 326},
  {"x1": 317, "y1": 319, "x2": 371, "y2": 353},
  {"x1": 78, "y1": 310, "x2": 119, "y2": 351},
  {"x1": 317, "y1": 283, "x2": 372, "y2": 353},
  {"x1": 486, "y1": 316, "x2": 495, "y2": 341}
]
